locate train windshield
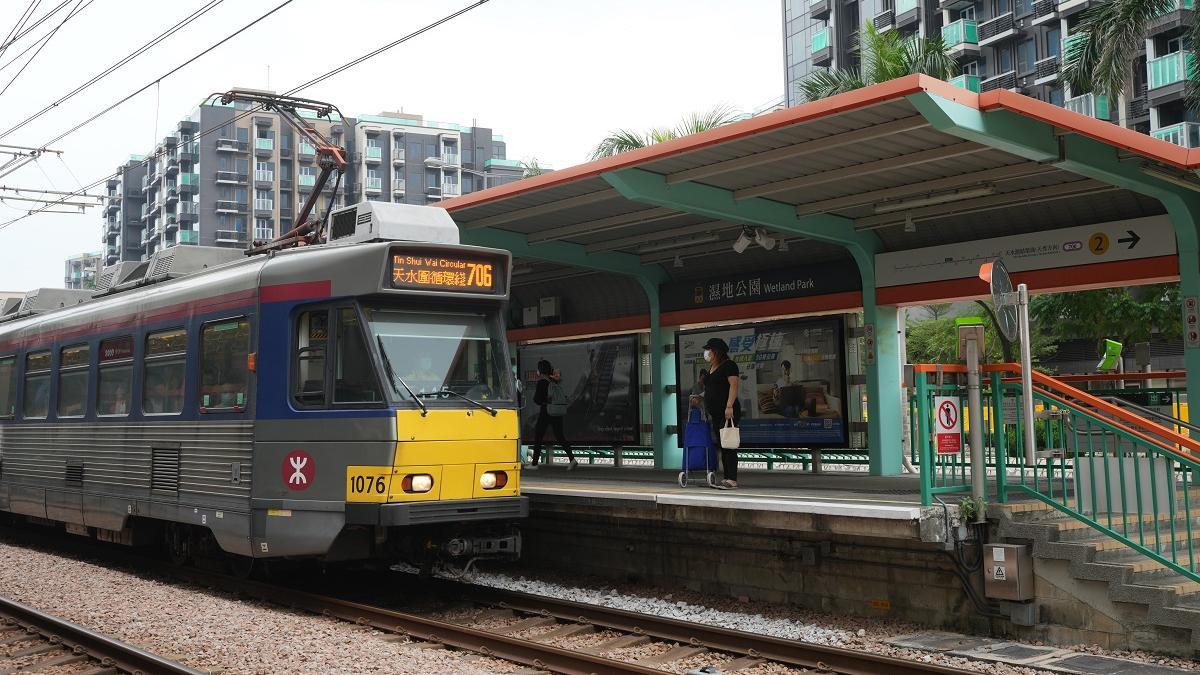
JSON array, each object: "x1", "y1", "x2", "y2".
[{"x1": 365, "y1": 307, "x2": 513, "y2": 403}]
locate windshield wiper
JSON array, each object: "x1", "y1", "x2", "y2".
[
  {"x1": 376, "y1": 335, "x2": 427, "y2": 415},
  {"x1": 423, "y1": 388, "x2": 498, "y2": 417}
]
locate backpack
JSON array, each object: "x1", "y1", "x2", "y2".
[{"x1": 547, "y1": 380, "x2": 569, "y2": 416}]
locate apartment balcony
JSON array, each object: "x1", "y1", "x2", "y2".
[
  {"x1": 392, "y1": 178, "x2": 406, "y2": 194},
  {"x1": 140, "y1": 203, "x2": 151, "y2": 221},
  {"x1": 178, "y1": 120, "x2": 199, "y2": 134},
  {"x1": 1064, "y1": 92, "x2": 1111, "y2": 119},
  {"x1": 942, "y1": 20, "x2": 980, "y2": 58},
  {"x1": 1128, "y1": 82, "x2": 1150, "y2": 121},
  {"x1": 106, "y1": 218, "x2": 119, "y2": 234},
  {"x1": 441, "y1": 182, "x2": 460, "y2": 197},
  {"x1": 215, "y1": 229, "x2": 247, "y2": 244},
  {"x1": 980, "y1": 70, "x2": 1018, "y2": 92},
  {"x1": 254, "y1": 169, "x2": 274, "y2": 187},
  {"x1": 810, "y1": 0, "x2": 830, "y2": 21},
  {"x1": 165, "y1": 215, "x2": 178, "y2": 231},
  {"x1": 253, "y1": 116, "x2": 273, "y2": 127},
  {"x1": 441, "y1": 152, "x2": 460, "y2": 167},
  {"x1": 164, "y1": 187, "x2": 178, "y2": 206},
  {"x1": 178, "y1": 202, "x2": 197, "y2": 223},
  {"x1": 298, "y1": 142, "x2": 316, "y2": 159},
  {"x1": 278, "y1": 178, "x2": 293, "y2": 190},
  {"x1": 1148, "y1": 51, "x2": 1195, "y2": 106},
  {"x1": 392, "y1": 149, "x2": 406, "y2": 165},
  {"x1": 178, "y1": 173, "x2": 199, "y2": 192},
  {"x1": 165, "y1": 156, "x2": 179, "y2": 175},
  {"x1": 178, "y1": 230, "x2": 198, "y2": 245},
  {"x1": 279, "y1": 144, "x2": 291, "y2": 158},
  {"x1": 1057, "y1": 0, "x2": 1092, "y2": 16},
  {"x1": 150, "y1": 170, "x2": 163, "y2": 189},
  {"x1": 425, "y1": 183, "x2": 442, "y2": 197},
  {"x1": 1031, "y1": 0, "x2": 1059, "y2": 24},
  {"x1": 299, "y1": 174, "x2": 317, "y2": 188},
  {"x1": 894, "y1": 0, "x2": 919, "y2": 28},
  {"x1": 1149, "y1": 0, "x2": 1194, "y2": 35},
  {"x1": 1034, "y1": 55, "x2": 1060, "y2": 85},
  {"x1": 216, "y1": 138, "x2": 245, "y2": 152},
  {"x1": 253, "y1": 199, "x2": 274, "y2": 216},
  {"x1": 948, "y1": 73, "x2": 981, "y2": 92},
  {"x1": 809, "y1": 27, "x2": 832, "y2": 67},
  {"x1": 215, "y1": 200, "x2": 247, "y2": 214},
  {"x1": 179, "y1": 142, "x2": 198, "y2": 163},
  {"x1": 279, "y1": 206, "x2": 293, "y2": 220},
  {"x1": 216, "y1": 171, "x2": 247, "y2": 184},
  {"x1": 1152, "y1": 121, "x2": 1200, "y2": 148},
  {"x1": 873, "y1": 9, "x2": 895, "y2": 32},
  {"x1": 105, "y1": 198, "x2": 120, "y2": 214},
  {"x1": 365, "y1": 146, "x2": 382, "y2": 162},
  {"x1": 254, "y1": 137, "x2": 274, "y2": 156},
  {"x1": 939, "y1": 0, "x2": 974, "y2": 11},
  {"x1": 365, "y1": 177, "x2": 382, "y2": 193},
  {"x1": 141, "y1": 175, "x2": 151, "y2": 192},
  {"x1": 978, "y1": 12, "x2": 1016, "y2": 47}
]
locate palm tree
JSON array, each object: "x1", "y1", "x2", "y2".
[
  {"x1": 1061, "y1": 0, "x2": 1200, "y2": 108},
  {"x1": 521, "y1": 157, "x2": 547, "y2": 178},
  {"x1": 589, "y1": 105, "x2": 743, "y2": 159},
  {"x1": 797, "y1": 23, "x2": 959, "y2": 102}
]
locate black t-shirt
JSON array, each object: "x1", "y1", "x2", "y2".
[{"x1": 703, "y1": 359, "x2": 741, "y2": 419}]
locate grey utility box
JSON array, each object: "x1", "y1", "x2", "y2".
[{"x1": 984, "y1": 543, "x2": 1034, "y2": 601}]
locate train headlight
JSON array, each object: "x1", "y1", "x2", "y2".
[
  {"x1": 480, "y1": 471, "x2": 508, "y2": 490},
  {"x1": 402, "y1": 473, "x2": 434, "y2": 493}
]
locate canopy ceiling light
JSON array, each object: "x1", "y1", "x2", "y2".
[
  {"x1": 778, "y1": 238, "x2": 789, "y2": 252},
  {"x1": 754, "y1": 228, "x2": 776, "y2": 251},
  {"x1": 873, "y1": 185, "x2": 996, "y2": 214},
  {"x1": 904, "y1": 212, "x2": 916, "y2": 233},
  {"x1": 732, "y1": 227, "x2": 753, "y2": 254},
  {"x1": 673, "y1": 254, "x2": 684, "y2": 268},
  {"x1": 636, "y1": 233, "x2": 720, "y2": 254}
]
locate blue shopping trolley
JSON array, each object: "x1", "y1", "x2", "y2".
[{"x1": 678, "y1": 407, "x2": 718, "y2": 488}]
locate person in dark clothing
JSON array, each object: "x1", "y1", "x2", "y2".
[
  {"x1": 530, "y1": 359, "x2": 577, "y2": 470},
  {"x1": 702, "y1": 337, "x2": 741, "y2": 488}
]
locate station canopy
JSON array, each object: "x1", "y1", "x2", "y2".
[{"x1": 442, "y1": 76, "x2": 1195, "y2": 328}]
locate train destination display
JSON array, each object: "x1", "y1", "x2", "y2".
[
  {"x1": 518, "y1": 335, "x2": 641, "y2": 445},
  {"x1": 676, "y1": 317, "x2": 849, "y2": 448},
  {"x1": 389, "y1": 250, "x2": 502, "y2": 293}
]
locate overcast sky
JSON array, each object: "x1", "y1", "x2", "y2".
[{"x1": 0, "y1": 0, "x2": 782, "y2": 291}]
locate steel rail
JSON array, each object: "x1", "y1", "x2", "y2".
[
  {"x1": 0, "y1": 593, "x2": 201, "y2": 674},
  {"x1": 449, "y1": 582, "x2": 974, "y2": 675}
]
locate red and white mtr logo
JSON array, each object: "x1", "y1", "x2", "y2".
[{"x1": 283, "y1": 450, "x2": 315, "y2": 491}]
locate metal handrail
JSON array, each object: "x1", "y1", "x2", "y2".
[{"x1": 1100, "y1": 395, "x2": 1200, "y2": 435}]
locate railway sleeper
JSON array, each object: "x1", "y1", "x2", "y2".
[
  {"x1": 584, "y1": 634, "x2": 651, "y2": 655},
  {"x1": 636, "y1": 644, "x2": 708, "y2": 666}
]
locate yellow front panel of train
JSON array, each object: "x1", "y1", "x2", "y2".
[
  {"x1": 382, "y1": 409, "x2": 521, "y2": 504},
  {"x1": 397, "y1": 409, "x2": 519, "y2": 441}
]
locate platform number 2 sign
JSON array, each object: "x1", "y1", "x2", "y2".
[{"x1": 1089, "y1": 232, "x2": 1109, "y2": 256}]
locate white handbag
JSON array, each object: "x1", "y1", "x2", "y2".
[{"x1": 719, "y1": 419, "x2": 741, "y2": 450}]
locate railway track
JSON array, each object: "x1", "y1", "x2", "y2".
[{"x1": 0, "y1": 593, "x2": 200, "y2": 675}]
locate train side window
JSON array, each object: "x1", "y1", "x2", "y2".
[
  {"x1": 294, "y1": 310, "x2": 328, "y2": 407},
  {"x1": 200, "y1": 317, "x2": 250, "y2": 412},
  {"x1": 0, "y1": 356, "x2": 15, "y2": 418},
  {"x1": 57, "y1": 344, "x2": 90, "y2": 418},
  {"x1": 334, "y1": 308, "x2": 383, "y2": 404},
  {"x1": 143, "y1": 329, "x2": 187, "y2": 415},
  {"x1": 97, "y1": 336, "x2": 134, "y2": 416},
  {"x1": 22, "y1": 351, "x2": 51, "y2": 419}
]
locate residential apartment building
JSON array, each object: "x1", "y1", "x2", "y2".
[
  {"x1": 782, "y1": 0, "x2": 1192, "y2": 143},
  {"x1": 345, "y1": 111, "x2": 522, "y2": 206},
  {"x1": 64, "y1": 251, "x2": 101, "y2": 290},
  {"x1": 102, "y1": 94, "x2": 523, "y2": 266}
]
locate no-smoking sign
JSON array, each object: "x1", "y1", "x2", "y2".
[{"x1": 933, "y1": 396, "x2": 963, "y2": 455}]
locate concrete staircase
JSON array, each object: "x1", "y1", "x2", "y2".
[{"x1": 993, "y1": 497, "x2": 1200, "y2": 656}]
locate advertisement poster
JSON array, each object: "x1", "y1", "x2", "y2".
[
  {"x1": 676, "y1": 317, "x2": 848, "y2": 448},
  {"x1": 518, "y1": 335, "x2": 640, "y2": 445}
]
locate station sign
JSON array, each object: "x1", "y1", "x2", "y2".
[
  {"x1": 876, "y1": 215, "x2": 1175, "y2": 289},
  {"x1": 933, "y1": 396, "x2": 963, "y2": 454},
  {"x1": 660, "y1": 259, "x2": 860, "y2": 313},
  {"x1": 388, "y1": 249, "x2": 505, "y2": 294}
]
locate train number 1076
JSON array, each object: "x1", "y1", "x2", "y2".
[
  {"x1": 346, "y1": 467, "x2": 391, "y2": 502},
  {"x1": 350, "y1": 475, "x2": 386, "y2": 494}
]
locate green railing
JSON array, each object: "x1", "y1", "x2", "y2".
[
  {"x1": 366, "y1": 146, "x2": 382, "y2": 160},
  {"x1": 255, "y1": 137, "x2": 274, "y2": 151},
  {"x1": 913, "y1": 364, "x2": 1200, "y2": 583},
  {"x1": 1152, "y1": 121, "x2": 1200, "y2": 148},
  {"x1": 948, "y1": 74, "x2": 981, "y2": 93},
  {"x1": 179, "y1": 173, "x2": 199, "y2": 187},
  {"x1": 178, "y1": 230, "x2": 198, "y2": 244},
  {"x1": 1148, "y1": 51, "x2": 1196, "y2": 89},
  {"x1": 942, "y1": 19, "x2": 978, "y2": 48},
  {"x1": 1063, "y1": 92, "x2": 1110, "y2": 119},
  {"x1": 811, "y1": 27, "x2": 830, "y2": 53},
  {"x1": 896, "y1": 0, "x2": 919, "y2": 12},
  {"x1": 1156, "y1": 0, "x2": 1194, "y2": 15}
]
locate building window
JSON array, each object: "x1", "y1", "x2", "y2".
[
  {"x1": 23, "y1": 350, "x2": 51, "y2": 418},
  {"x1": 144, "y1": 329, "x2": 186, "y2": 414},
  {"x1": 97, "y1": 336, "x2": 133, "y2": 416},
  {"x1": 1049, "y1": 87, "x2": 1064, "y2": 106},
  {"x1": 236, "y1": 127, "x2": 249, "y2": 142},
  {"x1": 996, "y1": 45, "x2": 1014, "y2": 73},
  {"x1": 1015, "y1": 0, "x2": 1032, "y2": 17},
  {"x1": 994, "y1": 0, "x2": 1010, "y2": 14},
  {"x1": 963, "y1": 60, "x2": 980, "y2": 75},
  {"x1": 255, "y1": 218, "x2": 273, "y2": 241},
  {"x1": 334, "y1": 308, "x2": 382, "y2": 404},
  {"x1": 57, "y1": 344, "x2": 90, "y2": 418},
  {"x1": 1047, "y1": 28, "x2": 1061, "y2": 58},
  {"x1": 1017, "y1": 39, "x2": 1036, "y2": 74},
  {"x1": 255, "y1": 189, "x2": 273, "y2": 211},
  {"x1": 200, "y1": 317, "x2": 250, "y2": 411},
  {"x1": 0, "y1": 356, "x2": 14, "y2": 418},
  {"x1": 294, "y1": 310, "x2": 327, "y2": 407},
  {"x1": 255, "y1": 161, "x2": 273, "y2": 182},
  {"x1": 367, "y1": 136, "x2": 381, "y2": 149}
]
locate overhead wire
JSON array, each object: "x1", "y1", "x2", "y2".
[
  {"x1": 0, "y1": 0, "x2": 225, "y2": 141},
  {"x1": 0, "y1": 0, "x2": 92, "y2": 99},
  {"x1": 0, "y1": 1, "x2": 81, "y2": 63},
  {"x1": 0, "y1": 0, "x2": 494, "y2": 231},
  {"x1": 0, "y1": 0, "x2": 42, "y2": 60}
]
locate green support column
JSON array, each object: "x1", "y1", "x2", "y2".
[
  {"x1": 639, "y1": 277, "x2": 679, "y2": 468},
  {"x1": 603, "y1": 168, "x2": 905, "y2": 475},
  {"x1": 908, "y1": 90, "x2": 1200, "y2": 421}
]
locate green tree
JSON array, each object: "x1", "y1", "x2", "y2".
[
  {"x1": 797, "y1": 23, "x2": 959, "y2": 102},
  {"x1": 905, "y1": 315, "x2": 1057, "y2": 366},
  {"x1": 1061, "y1": 0, "x2": 1200, "y2": 109},
  {"x1": 924, "y1": 303, "x2": 954, "y2": 320},
  {"x1": 589, "y1": 105, "x2": 743, "y2": 159},
  {"x1": 521, "y1": 157, "x2": 547, "y2": 178},
  {"x1": 1030, "y1": 284, "x2": 1181, "y2": 350}
]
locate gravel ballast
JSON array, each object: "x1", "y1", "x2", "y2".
[{"x1": 0, "y1": 542, "x2": 515, "y2": 675}]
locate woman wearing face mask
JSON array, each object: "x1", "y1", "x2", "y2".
[
  {"x1": 529, "y1": 359, "x2": 577, "y2": 470},
  {"x1": 702, "y1": 338, "x2": 741, "y2": 488}
]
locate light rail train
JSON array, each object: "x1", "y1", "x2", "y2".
[{"x1": 0, "y1": 202, "x2": 525, "y2": 571}]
